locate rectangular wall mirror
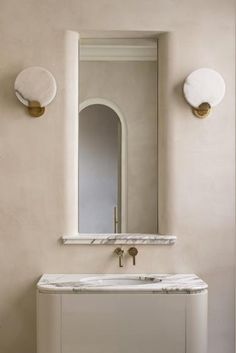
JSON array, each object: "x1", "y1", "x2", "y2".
[{"x1": 79, "y1": 33, "x2": 158, "y2": 235}]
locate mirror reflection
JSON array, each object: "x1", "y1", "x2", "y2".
[
  {"x1": 79, "y1": 104, "x2": 121, "y2": 233},
  {"x1": 79, "y1": 37, "x2": 157, "y2": 235}
]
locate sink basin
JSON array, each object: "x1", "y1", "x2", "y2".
[
  {"x1": 51, "y1": 275, "x2": 161, "y2": 288},
  {"x1": 80, "y1": 275, "x2": 160, "y2": 286}
]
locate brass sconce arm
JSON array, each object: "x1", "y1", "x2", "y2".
[{"x1": 191, "y1": 102, "x2": 211, "y2": 119}]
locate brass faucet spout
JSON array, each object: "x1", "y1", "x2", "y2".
[{"x1": 114, "y1": 247, "x2": 124, "y2": 267}]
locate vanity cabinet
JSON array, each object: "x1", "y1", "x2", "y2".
[{"x1": 37, "y1": 288, "x2": 207, "y2": 353}]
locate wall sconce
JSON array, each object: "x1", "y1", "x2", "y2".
[
  {"x1": 183, "y1": 68, "x2": 225, "y2": 118},
  {"x1": 14, "y1": 66, "x2": 57, "y2": 117}
]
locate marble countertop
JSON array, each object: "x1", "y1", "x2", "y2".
[{"x1": 37, "y1": 274, "x2": 208, "y2": 294}]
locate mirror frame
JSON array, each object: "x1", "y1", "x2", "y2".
[{"x1": 61, "y1": 30, "x2": 176, "y2": 245}]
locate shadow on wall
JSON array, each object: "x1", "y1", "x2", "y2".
[{"x1": 173, "y1": 81, "x2": 188, "y2": 114}]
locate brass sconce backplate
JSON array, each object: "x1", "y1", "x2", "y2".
[
  {"x1": 28, "y1": 101, "x2": 45, "y2": 118},
  {"x1": 192, "y1": 102, "x2": 211, "y2": 119}
]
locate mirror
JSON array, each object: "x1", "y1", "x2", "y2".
[{"x1": 79, "y1": 36, "x2": 158, "y2": 235}]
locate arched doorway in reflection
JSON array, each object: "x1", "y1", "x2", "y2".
[{"x1": 79, "y1": 101, "x2": 127, "y2": 234}]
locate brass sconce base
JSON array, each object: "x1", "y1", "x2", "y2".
[
  {"x1": 28, "y1": 101, "x2": 45, "y2": 118},
  {"x1": 192, "y1": 102, "x2": 211, "y2": 119}
]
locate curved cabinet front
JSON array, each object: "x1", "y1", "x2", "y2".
[{"x1": 37, "y1": 291, "x2": 207, "y2": 353}]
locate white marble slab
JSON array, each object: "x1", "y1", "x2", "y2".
[
  {"x1": 62, "y1": 234, "x2": 177, "y2": 245},
  {"x1": 37, "y1": 274, "x2": 208, "y2": 294}
]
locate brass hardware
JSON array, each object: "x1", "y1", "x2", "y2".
[
  {"x1": 114, "y1": 247, "x2": 124, "y2": 267},
  {"x1": 128, "y1": 247, "x2": 138, "y2": 266},
  {"x1": 28, "y1": 101, "x2": 45, "y2": 117},
  {"x1": 113, "y1": 206, "x2": 119, "y2": 233},
  {"x1": 192, "y1": 102, "x2": 211, "y2": 119}
]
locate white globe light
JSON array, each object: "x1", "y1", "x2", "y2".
[
  {"x1": 15, "y1": 66, "x2": 57, "y2": 108},
  {"x1": 183, "y1": 68, "x2": 225, "y2": 109}
]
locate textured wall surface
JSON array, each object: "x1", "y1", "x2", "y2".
[{"x1": 0, "y1": 1, "x2": 234, "y2": 353}]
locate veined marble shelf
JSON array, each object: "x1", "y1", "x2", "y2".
[{"x1": 62, "y1": 233, "x2": 177, "y2": 245}]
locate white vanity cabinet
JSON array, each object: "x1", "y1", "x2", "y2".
[{"x1": 37, "y1": 274, "x2": 208, "y2": 353}]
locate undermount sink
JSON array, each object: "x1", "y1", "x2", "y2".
[
  {"x1": 79, "y1": 275, "x2": 160, "y2": 286},
  {"x1": 50, "y1": 275, "x2": 161, "y2": 288}
]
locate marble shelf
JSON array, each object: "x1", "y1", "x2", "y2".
[{"x1": 62, "y1": 233, "x2": 177, "y2": 245}]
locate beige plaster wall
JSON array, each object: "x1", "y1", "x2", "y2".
[
  {"x1": 0, "y1": 1, "x2": 234, "y2": 353},
  {"x1": 80, "y1": 61, "x2": 157, "y2": 233}
]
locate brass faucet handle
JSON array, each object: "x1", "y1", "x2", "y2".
[{"x1": 128, "y1": 247, "x2": 138, "y2": 265}]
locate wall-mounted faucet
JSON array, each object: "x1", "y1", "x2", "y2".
[
  {"x1": 114, "y1": 247, "x2": 138, "y2": 267},
  {"x1": 114, "y1": 247, "x2": 124, "y2": 267},
  {"x1": 128, "y1": 247, "x2": 138, "y2": 265}
]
